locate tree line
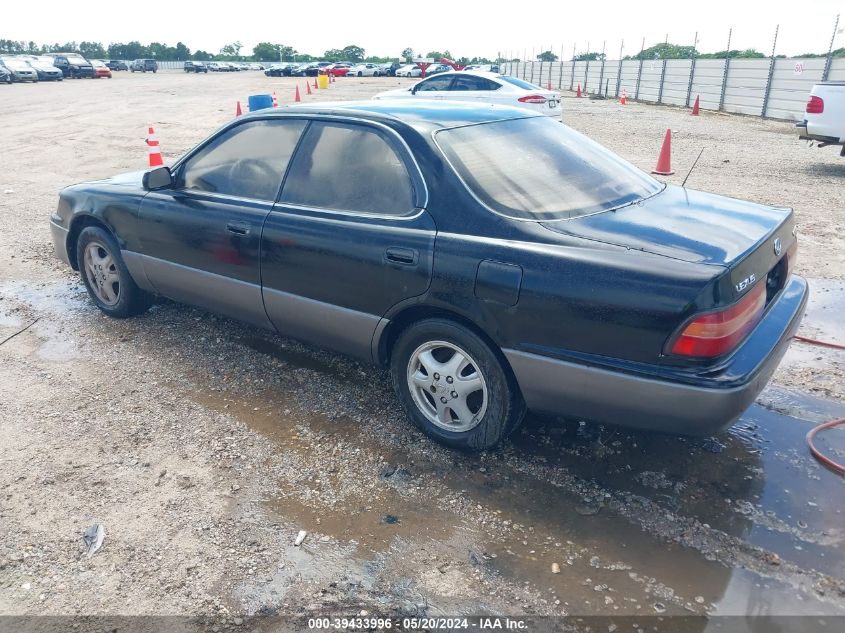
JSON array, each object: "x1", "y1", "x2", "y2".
[
  {"x1": 0, "y1": 39, "x2": 498, "y2": 64},
  {"x1": 529, "y1": 42, "x2": 845, "y2": 62}
]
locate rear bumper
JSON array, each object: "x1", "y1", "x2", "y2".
[{"x1": 505, "y1": 275, "x2": 808, "y2": 435}]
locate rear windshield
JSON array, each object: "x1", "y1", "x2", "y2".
[{"x1": 435, "y1": 116, "x2": 663, "y2": 221}]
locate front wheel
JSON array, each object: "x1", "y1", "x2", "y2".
[
  {"x1": 76, "y1": 226, "x2": 153, "y2": 318},
  {"x1": 390, "y1": 318, "x2": 526, "y2": 450}
]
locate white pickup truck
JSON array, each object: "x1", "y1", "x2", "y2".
[{"x1": 797, "y1": 81, "x2": 845, "y2": 157}]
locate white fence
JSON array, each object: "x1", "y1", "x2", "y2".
[{"x1": 501, "y1": 57, "x2": 845, "y2": 121}]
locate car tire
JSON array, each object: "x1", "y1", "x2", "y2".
[
  {"x1": 76, "y1": 226, "x2": 153, "y2": 319},
  {"x1": 358, "y1": 71, "x2": 363, "y2": 77},
  {"x1": 390, "y1": 318, "x2": 526, "y2": 450}
]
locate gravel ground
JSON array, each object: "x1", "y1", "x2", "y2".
[{"x1": 0, "y1": 72, "x2": 843, "y2": 626}]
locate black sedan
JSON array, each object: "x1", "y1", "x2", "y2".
[
  {"x1": 264, "y1": 64, "x2": 294, "y2": 77},
  {"x1": 49, "y1": 102, "x2": 806, "y2": 450}
]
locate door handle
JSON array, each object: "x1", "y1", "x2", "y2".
[
  {"x1": 385, "y1": 247, "x2": 418, "y2": 265},
  {"x1": 226, "y1": 220, "x2": 250, "y2": 236}
]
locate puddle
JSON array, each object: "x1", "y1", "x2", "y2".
[
  {"x1": 191, "y1": 376, "x2": 845, "y2": 616},
  {"x1": 781, "y1": 277, "x2": 845, "y2": 370},
  {"x1": 510, "y1": 394, "x2": 845, "y2": 580}
]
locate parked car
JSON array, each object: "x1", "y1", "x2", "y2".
[
  {"x1": 375, "y1": 62, "x2": 402, "y2": 77},
  {"x1": 184, "y1": 61, "x2": 208, "y2": 73},
  {"x1": 288, "y1": 64, "x2": 308, "y2": 77},
  {"x1": 426, "y1": 63, "x2": 454, "y2": 76},
  {"x1": 47, "y1": 53, "x2": 94, "y2": 78},
  {"x1": 91, "y1": 59, "x2": 113, "y2": 79},
  {"x1": 0, "y1": 64, "x2": 12, "y2": 84},
  {"x1": 326, "y1": 63, "x2": 352, "y2": 77},
  {"x1": 375, "y1": 71, "x2": 562, "y2": 117},
  {"x1": 106, "y1": 60, "x2": 128, "y2": 71},
  {"x1": 46, "y1": 53, "x2": 94, "y2": 79},
  {"x1": 797, "y1": 81, "x2": 845, "y2": 157},
  {"x1": 49, "y1": 101, "x2": 806, "y2": 450},
  {"x1": 265, "y1": 63, "x2": 295, "y2": 77},
  {"x1": 395, "y1": 64, "x2": 422, "y2": 78},
  {"x1": 0, "y1": 56, "x2": 39, "y2": 82},
  {"x1": 348, "y1": 63, "x2": 381, "y2": 77},
  {"x1": 25, "y1": 58, "x2": 64, "y2": 81},
  {"x1": 130, "y1": 59, "x2": 158, "y2": 73},
  {"x1": 249, "y1": 63, "x2": 264, "y2": 71},
  {"x1": 207, "y1": 62, "x2": 226, "y2": 72}
]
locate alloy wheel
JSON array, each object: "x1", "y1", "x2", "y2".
[
  {"x1": 406, "y1": 340, "x2": 488, "y2": 432},
  {"x1": 83, "y1": 241, "x2": 120, "y2": 306}
]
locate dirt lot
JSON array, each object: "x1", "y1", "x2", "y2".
[{"x1": 1, "y1": 72, "x2": 844, "y2": 626}]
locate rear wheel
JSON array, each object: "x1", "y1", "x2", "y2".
[
  {"x1": 391, "y1": 318, "x2": 526, "y2": 450},
  {"x1": 76, "y1": 226, "x2": 153, "y2": 318}
]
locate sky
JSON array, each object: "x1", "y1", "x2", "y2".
[{"x1": 3, "y1": 1, "x2": 842, "y2": 59}]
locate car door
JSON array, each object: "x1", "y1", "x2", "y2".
[
  {"x1": 410, "y1": 74, "x2": 456, "y2": 100},
  {"x1": 137, "y1": 118, "x2": 307, "y2": 328},
  {"x1": 261, "y1": 119, "x2": 435, "y2": 361},
  {"x1": 446, "y1": 74, "x2": 503, "y2": 103}
]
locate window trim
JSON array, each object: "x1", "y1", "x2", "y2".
[{"x1": 171, "y1": 114, "x2": 428, "y2": 213}]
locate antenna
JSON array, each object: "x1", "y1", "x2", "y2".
[{"x1": 681, "y1": 148, "x2": 704, "y2": 188}]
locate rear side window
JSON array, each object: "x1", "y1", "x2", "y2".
[
  {"x1": 451, "y1": 75, "x2": 501, "y2": 91},
  {"x1": 498, "y1": 75, "x2": 544, "y2": 91},
  {"x1": 180, "y1": 119, "x2": 307, "y2": 200},
  {"x1": 281, "y1": 122, "x2": 414, "y2": 215},
  {"x1": 436, "y1": 116, "x2": 662, "y2": 221}
]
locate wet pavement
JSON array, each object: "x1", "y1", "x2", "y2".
[{"x1": 1, "y1": 273, "x2": 844, "y2": 620}]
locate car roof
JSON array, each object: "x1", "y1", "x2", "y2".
[{"x1": 241, "y1": 99, "x2": 540, "y2": 131}]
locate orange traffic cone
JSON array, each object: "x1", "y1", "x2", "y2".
[
  {"x1": 691, "y1": 95, "x2": 700, "y2": 116},
  {"x1": 295, "y1": 85, "x2": 301, "y2": 102},
  {"x1": 652, "y1": 129, "x2": 675, "y2": 175},
  {"x1": 306, "y1": 81, "x2": 312, "y2": 95},
  {"x1": 272, "y1": 91, "x2": 278, "y2": 107},
  {"x1": 547, "y1": 82, "x2": 552, "y2": 90},
  {"x1": 235, "y1": 101, "x2": 242, "y2": 116},
  {"x1": 619, "y1": 89, "x2": 627, "y2": 105},
  {"x1": 146, "y1": 126, "x2": 163, "y2": 168},
  {"x1": 576, "y1": 83, "x2": 582, "y2": 98},
  {"x1": 313, "y1": 77, "x2": 318, "y2": 90}
]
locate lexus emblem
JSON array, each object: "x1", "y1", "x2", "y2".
[{"x1": 773, "y1": 238, "x2": 782, "y2": 257}]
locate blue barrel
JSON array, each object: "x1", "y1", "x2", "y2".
[{"x1": 248, "y1": 94, "x2": 274, "y2": 111}]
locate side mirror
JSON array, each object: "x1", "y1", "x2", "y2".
[{"x1": 143, "y1": 166, "x2": 173, "y2": 191}]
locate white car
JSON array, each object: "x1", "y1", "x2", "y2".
[
  {"x1": 797, "y1": 81, "x2": 845, "y2": 156},
  {"x1": 395, "y1": 64, "x2": 422, "y2": 78},
  {"x1": 374, "y1": 71, "x2": 562, "y2": 117},
  {"x1": 347, "y1": 63, "x2": 380, "y2": 77}
]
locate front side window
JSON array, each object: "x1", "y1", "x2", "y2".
[
  {"x1": 415, "y1": 75, "x2": 454, "y2": 91},
  {"x1": 281, "y1": 122, "x2": 414, "y2": 216},
  {"x1": 436, "y1": 116, "x2": 663, "y2": 221},
  {"x1": 180, "y1": 120, "x2": 307, "y2": 201}
]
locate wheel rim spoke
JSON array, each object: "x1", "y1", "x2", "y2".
[
  {"x1": 83, "y1": 242, "x2": 120, "y2": 306},
  {"x1": 406, "y1": 340, "x2": 488, "y2": 433}
]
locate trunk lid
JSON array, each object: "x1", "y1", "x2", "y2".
[
  {"x1": 541, "y1": 185, "x2": 797, "y2": 302},
  {"x1": 541, "y1": 185, "x2": 792, "y2": 267}
]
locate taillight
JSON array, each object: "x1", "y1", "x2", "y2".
[
  {"x1": 806, "y1": 96, "x2": 824, "y2": 114},
  {"x1": 518, "y1": 95, "x2": 548, "y2": 104},
  {"x1": 669, "y1": 282, "x2": 766, "y2": 358}
]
